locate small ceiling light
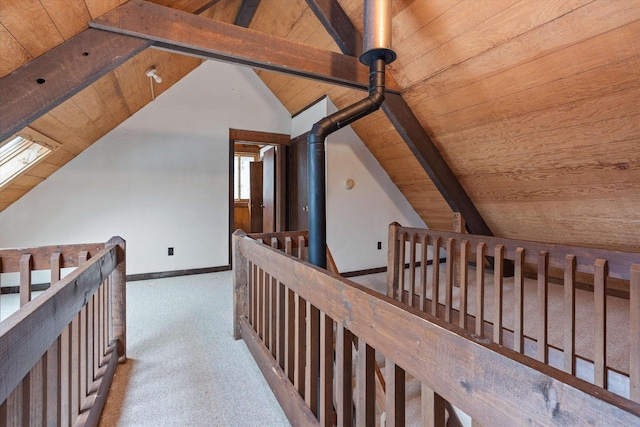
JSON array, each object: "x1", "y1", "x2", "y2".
[
  {"x1": 146, "y1": 67, "x2": 162, "y2": 83},
  {"x1": 145, "y1": 67, "x2": 162, "y2": 101}
]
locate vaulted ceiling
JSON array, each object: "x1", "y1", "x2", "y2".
[{"x1": 1, "y1": 0, "x2": 639, "y2": 253}]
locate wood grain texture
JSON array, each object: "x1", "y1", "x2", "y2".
[{"x1": 239, "y1": 235, "x2": 640, "y2": 426}]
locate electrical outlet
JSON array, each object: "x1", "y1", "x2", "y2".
[
  {"x1": 168, "y1": 247, "x2": 174, "y2": 256},
  {"x1": 377, "y1": 241, "x2": 382, "y2": 250}
]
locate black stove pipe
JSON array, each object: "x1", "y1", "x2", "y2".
[{"x1": 307, "y1": 56, "x2": 387, "y2": 268}]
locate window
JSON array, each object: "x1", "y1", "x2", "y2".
[
  {"x1": 234, "y1": 153, "x2": 257, "y2": 201},
  {"x1": 0, "y1": 135, "x2": 52, "y2": 187}
]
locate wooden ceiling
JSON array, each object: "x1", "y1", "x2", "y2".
[{"x1": 1, "y1": 0, "x2": 639, "y2": 253}]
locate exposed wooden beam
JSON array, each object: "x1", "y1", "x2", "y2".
[
  {"x1": 304, "y1": 0, "x2": 495, "y2": 237},
  {"x1": 0, "y1": 0, "x2": 220, "y2": 143},
  {"x1": 234, "y1": 0, "x2": 261, "y2": 27},
  {"x1": 381, "y1": 94, "x2": 493, "y2": 236},
  {"x1": 0, "y1": 30, "x2": 150, "y2": 143},
  {"x1": 304, "y1": 0, "x2": 362, "y2": 58},
  {"x1": 89, "y1": 0, "x2": 401, "y2": 94}
]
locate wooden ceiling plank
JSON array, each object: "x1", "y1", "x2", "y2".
[
  {"x1": 0, "y1": 24, "x2": 32, "y2": 78},
  {"x1": 83, "y1": 0, "x2": 125, "y2": 20},
  {"x1": 112, "y1": 57, "x2": 146, "y2": 115},
  {"x1": 29, "y1": 113, "x2": 94, "y2": 155},
  {"x1": 210, "y1": 0, "x2": 243, "y2": 23},
  {"x1": 0, "y1": 0, "x2": 65, "y2": 58},
  {"x1": 306, "y1": 0, "x2": 486, "y2": 235},
  {"x1": 89, "y1": 0, "x2": 401, "y2": 93},
  {"x1": 0, "y1": 28, "x2": 151, "y2": 142},
  {"x1": 72, "y1": 86, "x2": 120, "y2": 135},
  {"x1": 91, "y1": 72, "x2": 134, "y2": 122},
  {"x1": 418, "y1": 51, "x2": 640, "y2": 137},
  {"x1": 40, "y1": 0, "x2": 91, "y2": 40}
]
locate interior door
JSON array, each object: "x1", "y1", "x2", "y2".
[
  {"x1": 250, "y1": 161, "x2": 263, "y2": 233},
  {"x1": 262, "y1": 147, "x2": 276, "y2": 233},
  {"x1": 287, "y1": 134, "x2": 308, "y2": 231}
]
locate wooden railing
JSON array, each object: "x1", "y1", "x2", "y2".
[
  {"x1": 387, "y1": 222, "x2": 640, "y2": 403},
  {"x1": 233, "y1": 229, "x2": 640, "y2": 426},
  {"x1": 0, "y1": 237, "x2": 126, "y2": 426}
]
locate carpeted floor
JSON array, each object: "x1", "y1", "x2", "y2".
[{"x1": 99, "y1": 271, "x2": 289, "y2": 427}]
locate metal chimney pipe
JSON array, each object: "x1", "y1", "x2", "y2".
[
  {"x1": 361, "y1": 0, "x2": 396, "y2": 66},
  {"x1": 307, "y1": 0, "x2": 396, "y2": 268}
]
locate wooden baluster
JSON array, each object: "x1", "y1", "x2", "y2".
[
  {"x1": 356, "y1": 339, "x2": 375, "y2": 427},
  {"x1": 564, "y1": 255, "x2": 576, "y2": 375},
  {"x1": 247, "y1": 261, "x2": 253, "y2": 327},
  {"x1": 387, "y1": 222, "x2": 401, "y2": 301},
  {"x1": 305, "y1": 302, "x2": 320, "y2": 416},
  {"x1": 513, "y1": 248, "x2": 525, "y2": 353},
  {"x1": 295, "y1": 236, "x2": 307, "y2": 397},
  {"x1": 431, "y1": 237, "x2": 441, "y2": 318},
  {"x1": 270, "y1": 239, "x2": 278, "y2": 358},
  {"x1": 475, "y1": 243, "x2": 486, "y2": 337},
  {"x1": 398, "y1": 233, "x2": 406, "y2": 303},
  {"x1": 459, "y1": 240, "x2": 469, "y2": 330},
  {"x1": 253, "y1": 264, "x2": 259, "y2": 335},
  {"x1": 386, "y1": 358, "x2": 405, "y2": 427},
  {"x1": 537, "y1": 251, "x2": 549, "y2": 363},
  {"x1": 250, "y1": 262, "x2": 256, "y2": 329},
  {"x1": 336, "y1": 326, "x2": 353, "y2": 427},
  {"x1": 258, "y1": 266, "x2": 265, "y2": 341},
  {"x1": 594, "y1": 259, "x2": 608, "y2": 388},
  {"x1": 409, "y1": 233, "x2": 417, "y2": 307},
  {"x1": 630, "y1": 264, "x2": 640, "y2": 403},
  {"x1": 29, "y1": 355, "x2": 45, "y2": 424},
  {"x1": 93, "y1": 288, "x2": 100, "y2": 383},
  {"x1": 493, "y1": 245, "x2": 504, "y2": 345},
  {"x1": 20, "y1": 254, "x2": 32, "y2": 307},
  {"x1": 320, "y1": 312, "x2": 334, "y2": 426},
  {"x1": 46, "y1": 337, "x2": 61, "y2": 426},
  {"x1": 71, "y1": 312, "x2": 79, "y2": 424},
  {"x1": 284, "y1": 237, "x2": 295, "y2": 382},
  {"x1": 445, "y1": 239, "x2": 454, "y2": 323},
  {"x1": 420, "y1": 234, "x2": 428, "y2": 312},
  {"x1": 421, "y1": 384, "x2": 445, "y2": 427},
  {"x1": 59, "y1": 320, "x2": 70, "y2": 423},
  {"x1": 79, "y1": 252, "x2": 88, "y2": 406},
  {"x1": 50, "y1": 252, "x2": 61, "y2": 286},
  {"x1": 264, "y1": 267, "x2": 270, "y2": 348}
]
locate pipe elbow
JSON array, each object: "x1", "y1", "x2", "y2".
[
  {"x1": 309, "y1": 122, "x2": 328, "y2": 144},
  {"x1": 369, "y1": 91, "x2": 385, "y2": 110}
]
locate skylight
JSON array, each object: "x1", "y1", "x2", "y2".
[{"x1": 0, "y1": 135, "x2": 51, "y2": 187}]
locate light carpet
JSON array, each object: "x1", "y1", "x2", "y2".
[{"x1": 99, "y1": 271, "x2": 289, "y2": 427}]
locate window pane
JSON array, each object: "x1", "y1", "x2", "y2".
[
  {"x1": 234, "y1": 156, "x2": 240, "y2": 199},
  {"x1": 239, "y1": 156, "x2": 253, "y2": 199}
]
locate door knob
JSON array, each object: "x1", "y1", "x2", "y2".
[{"x1": 302, "y1": 206, "x2": 309, "y2": 212}]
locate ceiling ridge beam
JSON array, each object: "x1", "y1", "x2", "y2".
[
  {"x1": 304, "y1": 0, "x2": 495, "y2": 237},
  {"x1": 89, "y1": 0, "x2": 401, "y2": 95}
]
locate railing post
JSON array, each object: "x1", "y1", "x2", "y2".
[
  {"x1": 233, "y1": 230, "x2": 249, "y2": 340},
  {"x1": 387, "y1": 222, "x2": 401, "y2": 299},
  {"x1": 108, "y1": 236, "x2": 126, "y2": 362}
]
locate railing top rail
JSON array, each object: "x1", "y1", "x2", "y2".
[
  {"x1": 0, "y1": 242, "x2": 119, "y2": 403},
  {"x1": 0, "y1": 242, "x2": 107, "y2": 272},
  {"x1": 237, "y1": 234, "x2": 640, "y2": 426},
  {"x1": 246, "y1": 229, "x2": 308, "y2": 248},
  {"x1": 394, "y1": 225, "x2": 640, "y2": 280}
]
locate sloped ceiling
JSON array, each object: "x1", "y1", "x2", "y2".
[{"x1": 1, "y1": 0, "x2": 639, "y2": 253}]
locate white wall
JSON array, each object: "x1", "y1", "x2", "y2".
[
  {"x1": 292, "y1": 97, "x2": 426, "y2": 273},
  {"x1": 0, "y1": 60, "x2": 291, "y2": 276}
]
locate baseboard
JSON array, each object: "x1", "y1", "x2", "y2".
[
  {"x1": 126, "y1": 265, "x2": 231, "y2": 282},
  {"x1": 340, "y1": 258, "x2": 447, "y2": 278},
  {"x1": 1, "y1": 283, "x2": 51, "y2": 294}
]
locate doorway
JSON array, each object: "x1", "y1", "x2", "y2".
[{"x1": 229, "y1": 129, "x2": 290, "y2": 251}]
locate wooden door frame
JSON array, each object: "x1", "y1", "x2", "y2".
[{"x1": 229, "y1": 129, "x2": 290, "y2": 265}]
